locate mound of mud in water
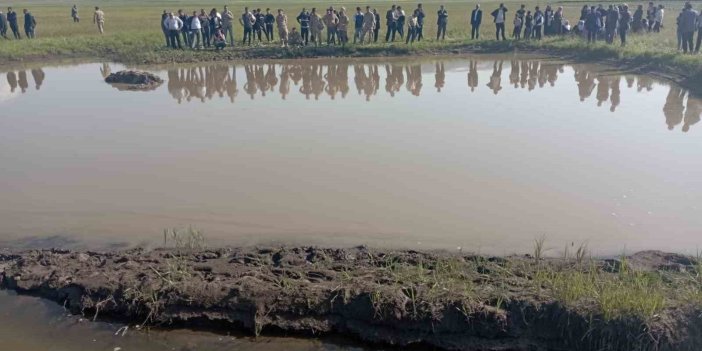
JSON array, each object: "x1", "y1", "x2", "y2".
[
  {"x1": 104, "y1": 70, "x2": 162, "y2": 91},
  {"x1": 1, "y1": 247, "x2": 701, "y2": 351}
]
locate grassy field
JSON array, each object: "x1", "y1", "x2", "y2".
[{"x1": 0, "y1": 0, "x2": 700, "y2": 87}]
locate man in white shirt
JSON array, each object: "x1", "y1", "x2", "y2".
[
  {"x1": 189, "y1": 10, "x2": 202, "y2": 49},
  {"x1": 163, "y1": 12, "x2": 183, "y2": 49},
  {"x1": 653, "y1": 4, "x2": 664, "y2": 32}
]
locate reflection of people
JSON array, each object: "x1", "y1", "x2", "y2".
[
  {"x1": 7, "y1": 71, "x2": 17, "y2": 92},
  {"x1": 596, "y1": 76, "x2": 610, "y2": 107},
  {"x1": 610, "y1": 77, "x2": 621, "y2": 112},
  {"x1": 405, "y1": 64, "x2": 422, "y2": 96},
  {"x1": 31, "y1": 68, "x2": 44, "y2": 90},
  {"x1": 663, "y1": 86, "x2": 685, "y2": 130},
  {"x1": 100, "y1": 63, "x2": 111, "y2": 78},
  {"x1": 683, "y1": 94, "x2": 701, "y2": 132},
  {"x1": 434, "y1": 62, "x2": 445, "y2": 92},
  {"x1": 486, "y1": 61, "x2": 503, "y2": 94},
  {"x1": 18, "y1": 70, "x2": 28, "y2": 93},
  {"x1": 467, "y1": 60, "x2": 478, "y2": 92}
]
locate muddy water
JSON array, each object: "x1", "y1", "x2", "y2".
[
  {"x1": 0, "y1": 57, "x2": 701, "y2": 255},
  {"x1": 0, "y1": 290, "x2": 364, "y2": 351}
]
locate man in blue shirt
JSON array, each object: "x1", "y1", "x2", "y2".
[
  {"x1": 7, "y1": 7, "x2": 20, "y2": 39},
  {"x1": 353, "y1": 7, "x2": 364, "y2": 43},
  {"x1": 23, "y1": 9, "x2": 36, "y2": 39},
  {"x1": 416, "y1": 4, "x2": 426, "y2": 40}
]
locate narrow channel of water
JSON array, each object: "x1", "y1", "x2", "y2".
[{"x1": 0, "y1": 290, "x2": 367, "y2": 351}]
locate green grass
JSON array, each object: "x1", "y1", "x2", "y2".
[{"x1": 1, "y1": 0, "x2": 701, "y2": 82}]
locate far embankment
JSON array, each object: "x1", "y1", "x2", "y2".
[{"x1": 1, "y1": 1, "x2": 701, "y2": 92}]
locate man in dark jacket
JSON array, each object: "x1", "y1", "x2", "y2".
[
  {"x1": 471, "y1": 4, "x2": 482, "y2": 39},
  {"x1": 605, "y1": 5, "x2": 620, "y2": 44},
  {"x1": 178, "y1": 10, "x2": 190, "y2": 46},
  {"x1": 264, "y1": 8, "x2": 275, "y2": 42},
  {"x1": 23, "y1": 9, "x2": 36, "y2": 39},
  {"x1": 7, "y1": 7, "x2": 20, "y2": 39},
  {"x1": 585, "y1": 6, "x2": 600, "y2": 42},
  {"x1": 679, "y1": 2, "x2": 698, "y2": 53},
  {"x1": 385, "y1": 5, "x2": 397, "y2": 42},
  {"x1": 416, "y1": 4, "x2": 425, "y2": 40},
  {"x1": 0, "y1": 10, "x2": 8, "y2": 39},
  {"x1": 374, "y1": 9, "x2": 381, "y2": 42},
  {"x1": 491, "y1": 4, "x2": 508, "y2": 40},
  {"x1": 296, "y1": 8, "x2": 310, "y2": 45},
  {"x1": 436, "y1": 5, "x2": 448, "y2": 40}
]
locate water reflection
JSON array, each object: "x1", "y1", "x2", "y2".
[{"x1": 1, "y1": 60, "x2": 700, "y2": 133}]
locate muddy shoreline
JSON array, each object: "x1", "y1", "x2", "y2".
[{"x1": 1, "y1": 246, "x2": 700, "y2": 351}]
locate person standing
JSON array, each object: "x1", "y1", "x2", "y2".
[
  {"x1": 646, "y1": 2, "x2": 656, "y2": 32},
  {"x1": 543, "y1": 5, "x2": 554, "y2": 36},
  {"x1": 324, "y1": 8, "x2": 338, "y2": 45},
  {"x1": 0, "y1": 10, "x2": 8, "y2": 39},
  {"x1": 619, "y1": 5, "x2": 632, "y2": 46},
  {"x1": 309, "y1": 8, "x2": 324, "y2": 47},
  {"x1": 296, "y1": 8, "x2": 310, "y2": 45},
  {"x1": 163, "y1": 12, "x2": 184, "y2": 49},
  {"x1": 605, "y1": 5, "x2": 619, "y2": 44},
  {"x1": 93, "y1": 7, "x2": 105, "y2": 34},
  {"x1": 437, "y1": 5, "x2": 448, "y2": 40},
  {"x1": 23, "y1": 9, "x2": 36, "y2": 39},
  {"x1": 512, "y1": 14, "x2": 522, "y2": 39},
  {"x1": 679, "y1": 2, "x2": 698, "y2": 53},
  {"x1": 362, "y1": 6, "x2": 375, "y2": 44},
  {"x1": 396, "y1": 6, "x2": 406, "y2": 39},
  {"x1": 553, "y1": 6, "x2": 564, "y2": 35},
  {"x1": 161, "y1": 10, "x2": 169, "y2": 46},
  {"x1": 265, "y1": 8, "x2": 275, "y2": 42},
  {"x1": 533, "y1": 6, "x2": 543, "y2": 39},
  {"x1": 222, "y1": 5, "x2": 235, "y2": 47},
  {"x1": 696, "y1": 8, "x2": 702, "y2": 53},
  {"x1": 516, "y1": 4, "x2": 526, "y2": 37},
  {"x1": 406, "y1": 10, "x2": 419, "y2": 44},
  {"x1": 7, "y1": 7, "x2": 19, "y2": 39},
  {"x1": 653, "y1": 5, "x2": 665, "y2": 32},
  {"x1": 385, "y1": 5, "x2": 398, "y2": 42},
  {"x1": 253, "y1": 9, "x2": 265, "y2": 43},
  {"x1": 276, "y1": 9, "x2": 288, "y2": 47},
  {"x1": 71, "y1": 5, "x2": 79, "y2": 23},
  {"x1": 632, "y1": 5, "x2": 644, "y2": 32},
  {"x1": 492, "y1": 4, "x2": 507, "y2": 40},
  {"x1": 177, "y1": 10, "x2": 190, "y2": 47},
  {"x1": 240, "y1": 7, "x2": 254, "y2": 46},
  {"x1": 353, "y1": 7, "x2": 364, "y2": 43},
  {"x1": 416, "y1": 4, "x2": 425, "y2": 41},
  {"x1": 524, "y1": 10, "x2": 533, "y2": 40},
  {"x1": 199, "y1": 10, "x2": 211, "y2": 48},
  {"x1": 189, "y1": 11, "x2": 202, "y2": 49},
  {"x1": 585, "y1": 6, "x2": 600, "y2": 42},
  {"x1": 471, "y1": 5, "x2": 482, "y2": 39},
  {"x1": 338, "y1": 8, "x2": 350, "y2": 46},
  {"x1": 373, "y1": 9, "x2": 381, "y2": 42}
]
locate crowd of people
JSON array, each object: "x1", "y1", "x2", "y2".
[
  {"x1": 0, "y1": 7, "x2": 36, "y2": 39},
  {"x1": 0, "y1": 5, "x2": 105, "y2": 39},
  {"x1": 1, "y1": 3, "x2": 702, "y2": 54}
]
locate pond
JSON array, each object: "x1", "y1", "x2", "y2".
[{"x1": 1, "y1": 56, "x2": 700, "y2": 256}]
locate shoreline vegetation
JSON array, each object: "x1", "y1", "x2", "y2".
[{"x1": 1, "y1": 234, "x2": 701, "y2": 350}]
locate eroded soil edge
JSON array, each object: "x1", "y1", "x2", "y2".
[{"x1": 1, "y1": 247, "x2": 700, "y2": 351}]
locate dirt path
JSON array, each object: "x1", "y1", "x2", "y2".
[{"x1": 1, "y1": 246, "x2": 700, "y2": 351}]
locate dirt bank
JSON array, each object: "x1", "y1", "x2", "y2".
[{"x1": 1, "y1": 246, "x2": 700, "y2": 351}]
